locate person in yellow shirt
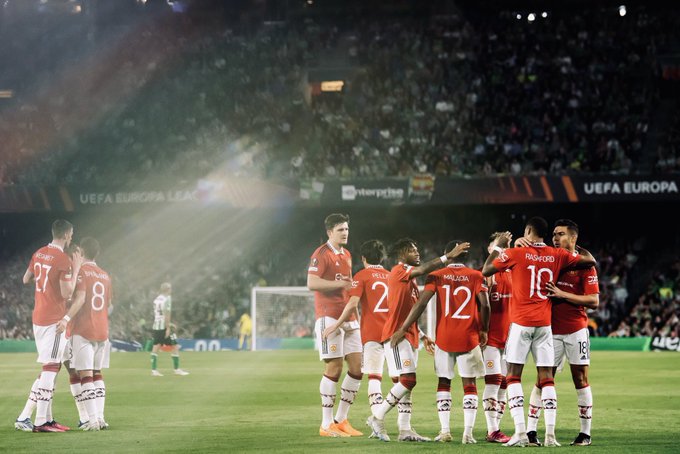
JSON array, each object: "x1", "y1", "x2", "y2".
[{"x1": 238, "y1": 313, "x2": 252, "y2": 351}]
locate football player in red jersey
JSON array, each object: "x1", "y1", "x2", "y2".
[
  {"x1": 481, "y1": 233, "x2": 513, "y2": 444},
  {"x1": 525, "y1": 219, "x2": 599, "y2": 446},
  {"x1": 482, "y1": 217, "x2": 596, "y2": 447},
  {"x1": 392, "y1": 240, "x2": 490, "y2": 444},
  {"x1": 16, "y1": 220, "x2": 83, "y2": 433},
  {"x1": 366, "y1": 237, "x2": 469, "y2": 442},
  {"x1": 58, "y1": 237, "x2": 113, "y2": 431},
  {"x1": 322, "y1": 240, "x2": 390, "y2": 423},
  {"x1": 307, "y1": 213, "x2": 361, "y2": 438}
]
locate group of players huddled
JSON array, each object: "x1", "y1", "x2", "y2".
[
  {"x1": 308, "y1": 213, "x2": 598, "y2": 447},
  {"x1": 14, "y1": 220, "x2": 112, "y2": 433}
]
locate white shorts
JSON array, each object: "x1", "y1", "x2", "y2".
[
  {"x1": 362, "y1": 341, "x2": 386, "y2": 375},
  {"x1": 483, "y1": 345, "x2": 507, "y2": 376},
  {"x1": 553, "y1": 328, "x2": 590, "y2": 371},
  {"x1": 384, "y1": 339, "x2": 418, "y2": 377},
  {"x1": 315, "y1": 317, "x2": 362, "y2": 360},
  {"x1": 100, "y1": 340, "x2": 111, "y2": 370},
  {"x1": 505, "y1": 323, "x2": 554, "y2": 367},
  {"x1": 71, "y1": 334, "x2": 108, "y2": 371},
  {"x1": 434, "y1": 345, "x2": 485, "y2": 379},
  {"x1": 33, "y1": 323, "x2": 67, "y2": 365}
]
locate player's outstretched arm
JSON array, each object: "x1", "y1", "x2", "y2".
[
  {"x1": 482, "y1": 231, "x2": 512, "y2": 277},
  {"x1": 410, "y1": 242, "x2": 471, "y2": 279},
  {"x1": 574, "y1": 245, "x2": 597, "y2": 268},
  {"x1": 546, "y1": 281, "x2": 599, "y2": 309},
  {"x1": 322, "y1": 296, "x2": 360, "y2": 339},
  {"x1": 390, "y1": 289, "x2": 434, "y2": 347}
]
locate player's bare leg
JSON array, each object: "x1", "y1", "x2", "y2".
[
  {"x1": 334, "y1": 352, "x2": 363, "y2": 436},
  {"x1": 571, "y1": 364, "x2": 592, "y2": 446}
]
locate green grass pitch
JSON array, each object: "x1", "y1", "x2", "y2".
[{"x1": 1, "y1": 350, "x2": 679, "y2": 453}]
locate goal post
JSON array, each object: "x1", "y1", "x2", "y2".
[{"x1": 251, "y1": 286, "x2": 436, "y2": 351}]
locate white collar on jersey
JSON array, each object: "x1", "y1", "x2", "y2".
[
  {"x1": 446, "y1": 263, "x2": 465, "y2": 268},
  {"x1": 326, "y1": 241, "x2": 345, "y2": 255},
  {"x1": 532, "y1": 242, "x2": 547, "y2": 247},
  {"x1": 48, "y1": 242, "x2": 64, "y2": 252},
  {"x1": 365, "y1": 264, "x2": 384, "y2": 269},
  {"x1": 82, "y1": 261, "x2": 97, "y2": 266}
]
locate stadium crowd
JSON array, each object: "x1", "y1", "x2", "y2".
[
  {"x1": 1, "y1": 5, "x2": 679, "y2": 186},
  {"x1": 1, "y1": 3, "x2": 680, "y2": 344}
]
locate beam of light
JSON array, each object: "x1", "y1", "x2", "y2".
[{"x1": 0, "y1": 12, "x2": 201, "y2": 183}]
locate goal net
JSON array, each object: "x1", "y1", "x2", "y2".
[{"x1": 251, "y1": 286, "x2": 436, "y2": 351}]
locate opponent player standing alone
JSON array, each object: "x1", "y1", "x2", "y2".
[
  {"x1": 525, "y1": 219, "x2": 599, "y2": 446},
  {"x1": 482, "y1": 216, "x2": 596, "y2": 447},
  {"x1": 323, "y1": 240, "x2": 390, "y2": 423},
  {"x1": 16, "y1": 219, "x2": 83, "y2": 432},
  {"x1": 57, "y1": 237, "x2": 112, "y2": 431},
  {"x1": 392, "y1": 240, "x2": 490, "y2": 444},
  {"x1": 150, "y1": 283, "x2": 189, "y2": 376},
  {"x1": 367, "y1": 238, "x2": 470, "y2": 442},
  {"x1": 308, "y1": 213, "x2": 363, "y2": 438}
]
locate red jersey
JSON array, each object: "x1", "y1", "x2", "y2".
[
  {"x1": 71, "y1": 261, "x2": 112, "y2": 342},
  {"x1": 348, "y1": 265, "x2": 390, "y2": 344},
  {"x1": 308, "y1": 242, "x2": 353, "y2": 320},
  {"x1": 28, "y1": 243, "x2": 73, "y2": 326},
  {"x1": 487, "y1": 269, "x2": 512, "y2": 349},
  {"x1": 426, "y1": 264, "x2": 488, "y2": 353},
  {"x1": 381, "y1": 263, "x2": 420, "y2": 348},
  {"x1": 551, "y1": 267, "x2": 599, "y2": 335},
  {"x1": 492, "y1": 243, "x2": 581, "y2": 327}
]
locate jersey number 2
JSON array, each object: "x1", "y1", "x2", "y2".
[{"x1": 372, "y1": 281, "x2": 389, "y2": 313}]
